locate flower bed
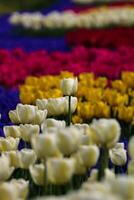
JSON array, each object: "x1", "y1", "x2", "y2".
[
  {"x1": 66, "y1": 28, "x2": 134, "y2": 48},
  {"x1": 0, "y1": 76, "x2": 134, "y2": 200},
  {"x1": 1, "y1": 47, "x2": 134, "y2": 87},
  {"x1": 20, "y1": 71, "x2": 134, "y2": 127},
  {"x1": 9, "y1": 6, "x2": 134, "y2": 34}
]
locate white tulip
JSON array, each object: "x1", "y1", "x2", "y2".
[
  {"x1": 57, "y1": 127, "x2": 82, "y2": 155},
  {"x1": 36, "y1": 97, "x2": 77, "y2": 116},
  {"x1": 0, "y1": 182, "x2": 19, "y2": 200},
  {"x1": 20, "y1": 124, "x2": 39, "y2": 142},
  {"x1": 78, "y1": 145, "x2": 100, "y2": 168},
  {"x1": 29, "y1": 164, "x2": 45, "y2": 186},
  {"x1": 47, "y1": 158, "x2": 75, "y2": 185},
  {"x1": 3, "y1": 151, "x2": 19, "y2": 168},
  {"x1": 31, "y1": 133, "x2": 61, "y2": 159},
  {"x1": 0, "y1": 154, "x2": 14, "y2": 181},
  {"x1": 9, "y1": 103, "x2": 47, "y2": 125},
  {"x1": 63, "y1": 96, "x2": 78, "y2": 115},
  {"x1": 0, "y1": 137, "x2": 20, "y2": 152},
  {"x1": 71, "y1": 152, "x2": 86, "y2": 175},
  {"x1": 61, "y1": 78, "x2": 78, "y2": 96},
  {"x1": 3, "y1": 126, "x2": 21, "y2": 138},
  {"x1": 9, "y1": 12, "x2": 21, "y2": 25},
  {"x1": 90, "y1": 119, "x2": 121, "y2": 148},
  {"x1": 109, "y1": 143, "x2": 127, "y2": 166},
  {"x1": 10, "y1": 179, "x2": 29, "y2": 199},
  {"x1": 71, "y1": 124, "x2": 90, "y2": 145},
  {"x1": 41, "y1": 118, "x2": 66, "y2": 132},
  {"x1": 18, "y1": 149, "x2": 37, "y2": 169}
]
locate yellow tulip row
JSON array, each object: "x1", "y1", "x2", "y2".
[{"x1": 20, "y1": 71, "x2": 134, "y2": 123}]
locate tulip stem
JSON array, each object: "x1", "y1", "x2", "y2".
[
  {"x1": 98, "y1": 147, "x2": 109, "y2": 181},
  {"x1": 67, "y1": 95, "x2": 71, "y2": 126}
]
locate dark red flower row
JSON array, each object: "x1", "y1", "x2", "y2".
[
  {"x1": 66, "y1": 28, "x2": 134, "y2": 48},
  {"x1": 0, "y1": 47, "x2": 134, "y2": 87}
]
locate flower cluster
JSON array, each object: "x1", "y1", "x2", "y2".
[
  {"x1": 66, "y1": 28, "x2": 134, "y2": 48},
  {"x1": 1, "y1": 47, "x2": 134, "y2": 87},
  {"x1": 1, "y1": 77, "x2": 134, "y2": 199},
  {"x1": 9, "y1": 6, "x2": 134, "y2": 30},
  {"x1": 20, "y1": 71, "x2": 134, "y2": 124}
]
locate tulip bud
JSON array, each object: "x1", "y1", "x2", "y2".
[
  {"x1": 47, "y1": 158, "x2": 75, "y2": 185},
  {"x1": 61, "y1": 78, "x2": 78, "y2": 96},
  {"x1": 109, "y1": 143, "x2": 127, "y2": 166},
  {"x1": 29, "y1": 164, "x2": 45, "y2": 186}
]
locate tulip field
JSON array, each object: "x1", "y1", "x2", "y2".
[{"x1": 0, "y1": 0, "x2": 134, "y2": 200}]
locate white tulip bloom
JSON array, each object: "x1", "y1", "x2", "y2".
[
  {"x1": 9, "y1": 12, "x2": 21, "y2": 25},
  {"x1": 0, "y1": 154, "x2": 14, "y2": 181},
  {"x1": 71, "y1": 152, "x2": 86, "y2": 175},
  {"x1": 20, "y1": 124, "x2": 40, "y2": 142},
  {"x1": 31, "y1": 133, "x2": 61, "y2": 159},
  {"x1": 41, "y1": 118, "x2": 66, "y2": 132},
  {"x1": 57, "y1": 127, "x2": 82, "y2": 155},
  {"x1": 109, "y1": 143, "x2": 127, "y2": 166},
  {"x1": 3, "y1": 126, "x2": 21, "y2": 138},
  {"x1": 0, "y1": 182, "x2": 19, "y2": 200},
  {"x1": 29, "y1": 164, "x2": 45, "y2": 186},
  {"x1": 3, "y1": 151, "x2": 19, "y2": 168},
  {"x1": 36, "y1": 97, "x2": 77, "y2": 116},
  {"x1": 9, "y1": 103, "x2": 47, "y2": 125},
  {"x1": 18, "y1": 149, "x2": 37, "y2": 169},
  {"x1": 10, "y1": 179, "x2": 29, "y2": 199},
  {"x1": 47, "y1": 158, "x2": 75, "y2": 185},
  {"x1": 78, "y1": 145, "x2": 100, "y2": 168},
  {"x1": 90, "y1": 119, "x2": 121, "y2": 148},
  {"x1": 0, "y1": 137, "x2": 20, "y2": 152},
  {"x1": 61, "y1": 78, "x2": 78, "y2": 96}
]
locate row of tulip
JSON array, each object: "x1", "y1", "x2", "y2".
[
  {"x1": 9, "y1": 6, "x2": 134, "y2": 30},
  {"x1": 66, "y1": 27, "x2": 134, "y2": 48},
  {"x1": 1, "y1": 47, "x2": 134, "y2": 87},
  {"x1": 20, "y1": 71, "x2": 134, "y2": 125},
  {"x1": 0, "y1": 77, "x2": 134, "y2": 200}
]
